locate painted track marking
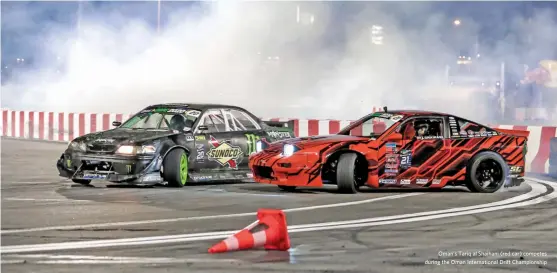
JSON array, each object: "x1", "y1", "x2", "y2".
[
  {"x1": 3, "y1": 198, "x2": 92, "y2": 203},
  {"x1": 1, "y1": 254, "x2": 241, "y2": 264},
  {"x1": 1, "y1": 180, "x2": 553, "y2": 254},
  {"x1": 0, "y1": 192, "x2": 423, "y2": 235}
]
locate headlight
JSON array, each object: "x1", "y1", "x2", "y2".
[
  {"x1": 115, "y1": 145, "x2": 156, "y2": 155},
  {"x1": 256, "y1": 141, "x2": 263, "y2": 153},
  {"x1": 68, "y1": 141, "x2": 86, "y2": 151},
  {"x1": 283, "y1": 144, "x2": 295, "y2": 157},
  {"x1": 116, "y1": 145, "x2": 135, "y2": 154}
]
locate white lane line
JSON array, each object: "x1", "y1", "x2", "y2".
[
  {"x1": 0, "y1": 192, "x2": 423, "y2": 235},
  {"x1": 3, "y1": 198, "x2": 91, "y2": 202},
  {"x1": 0, "y1": 180, "x2": 552, "y2": 254}
]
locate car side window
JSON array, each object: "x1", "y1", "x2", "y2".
[
  {"x1": 399, "y1": 117, "x2": 444, "y2": 139},
  {"x1": 199, "y1": 109, "x2": 226, "y2": 133},
  {"x1": 230, "y1": 109, "x2": 260, "y2": 131},
  {"x1": 455, "y1": 117, "x2": 494, "y2": 137}
]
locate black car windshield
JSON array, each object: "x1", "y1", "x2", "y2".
[
  {"x1": 120, "y1": 108, "x2": 201, "y2": 131},
  {"x1": 338, "y1": 112, "x2": 403, "y2": 137}
]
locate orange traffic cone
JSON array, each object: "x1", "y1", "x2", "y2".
[{"x1": 208, "y1": 209, "x2": 290, "y2": 253}]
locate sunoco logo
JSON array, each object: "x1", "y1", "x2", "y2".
[{"x1": 207, "y1": 135, "x2": 243, "y2": 169}]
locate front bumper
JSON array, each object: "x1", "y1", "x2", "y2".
[
  {"x1": 249, "y1": 152, "x2": 324, "y2": 187},
  {"x1": 56, "y1": 151, "x2": 164, "y2": 185}
]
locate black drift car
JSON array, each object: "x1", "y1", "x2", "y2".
[{"x1": 56, "y1": 103, "x2": 295, "y2": 187}]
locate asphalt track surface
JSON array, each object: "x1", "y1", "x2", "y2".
[{"x1": 1, "y1": 138, "x2": 556, "y2": 273}]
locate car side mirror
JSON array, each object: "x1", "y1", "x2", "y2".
[
  {"x1": 197, "y1": 125, "x2": 208, "y2": 131},
  {"x1": 112, "y1": 121, "x2": 122, "y2": 127},
  {"x1": 384, "y1": 133, "x2": 402, "y2": 142}
]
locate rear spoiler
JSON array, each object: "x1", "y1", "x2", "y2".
[
  {"x1": 262, "y1": 120, "x2": 294, "y2": 128},
  {"x1": 495, "y1": 128, "x2": 530, "y2": 138}
]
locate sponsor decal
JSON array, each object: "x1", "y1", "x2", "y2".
[
  {"x1": 385, "y1": 168, "x2": 398, "y2": 173},
  {"x1": 416, "y1": 135, "x2": 444, "y2": 140},
  {"x1": 510, "y1": 166, "x2": 523, "y2": 173},
  {"x1": 126, "y1": 164, "x2": 132, "y2": 173},
  {"x1": 390, "y1": 115, "x2": 404, "y2": 121},
  {"x1": 385, "y1": 163, "x2": 398, "y2": 169},
  {"x1": 192, "y1": 175, "x2": 213, "y2": 181},
  {"x1": 379, "y1": 179, "x2": 396, "y2": 184},
  {"x1": 386, "y1": 154, "x2": 398, "y2": 163},
  {"x1": 207, "y1": 136, "x2": 243, "y2": 169},
  {"x1": 432, "y1": 179, "x2": 441, "y2": 184},
  {"x1": 185, "y1": 135, "x2": 194, "y2": 141},
  {"x1": 247, "y1": 173, "x2": 253, "y2": 178},
  {"x1": 196, "y1": 144, "x2": 205, "y2": 163},
  {"x1": 267, "y1": 130, "x2": 291, "y2": 139},
  {"x1": 66, "y1": 159, "x2": 72, "y2": 168},
  {"x1": 141, "y1": 174, "x2": 161, "y2": 182},
  {"x1": 167, "y1": 108, "x2": 187, "y2": 113},
  {"x1": 186, "y1": 110, "x2": 201, "y2": 117},
  {"x1": 195, "y1": 135, "x2": 206, "y2": 141},
  {"x1": 399, "y1": 150, "x2": 412, "y2": 169},
  {"x1": 95, "y1": 138, "x2": 115, "y2": 143},
  {"x1": 376, "y1": 113, "x2": 394, "y2": 119},
  {"x1": 400, "y1": 179, "x2": 411, "y2": 185},
  {"x1": 416, "y1": 178, "x2": 428, "y2": 184},
  {"x1": 83, "y1": 173, "x2": 107, "y2": 179},
  {"x1": 386, "y1": 142, "x2": 397, "y2": 153},
  {"x1": 245, "y1": 133, "x2": 261, "y2": 155}
]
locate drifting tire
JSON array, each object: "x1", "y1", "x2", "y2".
[
  {"x1": 336, "y1": 153, "x2": 361, "y2": 194},
  {"x1": 465, "y1": 151, "x2": 508, "y2": 193},
  {"x1": 72, "y1": 179, "x2": 91, "y2": 185},
  {"x1": 163, "y1": 149, "x2": 189, "y2": 187},
  {"x1": 278, "y1": 185, "x2": 297, "y2": 192}
]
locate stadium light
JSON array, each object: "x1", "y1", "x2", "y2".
[{"x1": 453, "y1": 19, "x2": 461, "y2": 26}]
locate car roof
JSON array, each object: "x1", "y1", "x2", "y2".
[
  {"x1": 145, "y1": 103, "x2": 251, "y2": 112},
  {"x1": 379, "y1": 110, "x2": 451, "y2": 117}
]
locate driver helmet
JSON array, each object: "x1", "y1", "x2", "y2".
[
  {"x1": 414, "y1": 121, "x2": 430, "y2": 136},
  {"x1": 169, "y1": 114, "x2": 187, "y2": 131}
]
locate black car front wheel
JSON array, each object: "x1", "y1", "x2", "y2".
[
  {"x1": 336, "y1": 153, "x2": 362, "y2": 194},
  {"x1": 163, "y1": 149, "x2": 189, "y2": 187},
  {"x1": 466, "y1": 151, "x2": 508, "y2": 193}
]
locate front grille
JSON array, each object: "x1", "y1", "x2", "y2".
[
  {"x1": 87, "y1": 144, "x2": 117, "y2": 153},
  {"x1": 254, "y1": 166, "x2": 274, "y2": 179}
]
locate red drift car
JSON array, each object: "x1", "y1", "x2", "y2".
[{"x1": 248, "y1": 108, "x2": 529, "y2": 194}]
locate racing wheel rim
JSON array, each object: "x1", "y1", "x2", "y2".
[
  {"x1": 180, "y1": 153, "x2": 188, "y2": 185},
  {"x1": 475, "y1": 159, "x2": 503, "y2": 189}
]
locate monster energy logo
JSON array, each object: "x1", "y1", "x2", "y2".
[{"x1": 245, "y1": 134, "x2": 261, "y2": 155}]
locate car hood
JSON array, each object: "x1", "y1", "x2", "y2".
[
  {"x1": 269, "y1": 134, "x2": 370, "y2": 149},
  {"x1": 74, "y1": 128, "x2": 181, "y2": 146}
]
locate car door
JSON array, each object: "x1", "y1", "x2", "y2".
[
  {"x1": 192, "y1": 108, "x2": 244, "y2": 172},
  {"x1": 382, "y1": 116, "x2": 450, "y2": 187}
]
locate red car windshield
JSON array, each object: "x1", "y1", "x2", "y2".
[{"x1": 338, "y1": 113, "x2": 403, "y2": 137}]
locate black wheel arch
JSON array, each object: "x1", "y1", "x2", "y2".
[
  {"x1": 322, "y1": 149, "x2": 368, "y2": 185},
  {"x1": 467, "y1": 149, "x2": 508, "y2": 170},
  {"x1": 161, "y1": 145, "x2": 190, "y2": 163}
]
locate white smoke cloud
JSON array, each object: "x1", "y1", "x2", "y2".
[{"x1": 1, "y1": 1, "x2": 556, "y2": 123}]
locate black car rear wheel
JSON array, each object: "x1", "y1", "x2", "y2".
[
  {"x1": 163, "y1": 149, "x2": 188, "y2": 188},
  {"x1": 466, "y1": 151, "x2": 507, "y2": 193}
]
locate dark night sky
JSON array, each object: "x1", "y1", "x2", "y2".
[{"x1": 1, "y1": 1, "x2": 555, "y2": 68}]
